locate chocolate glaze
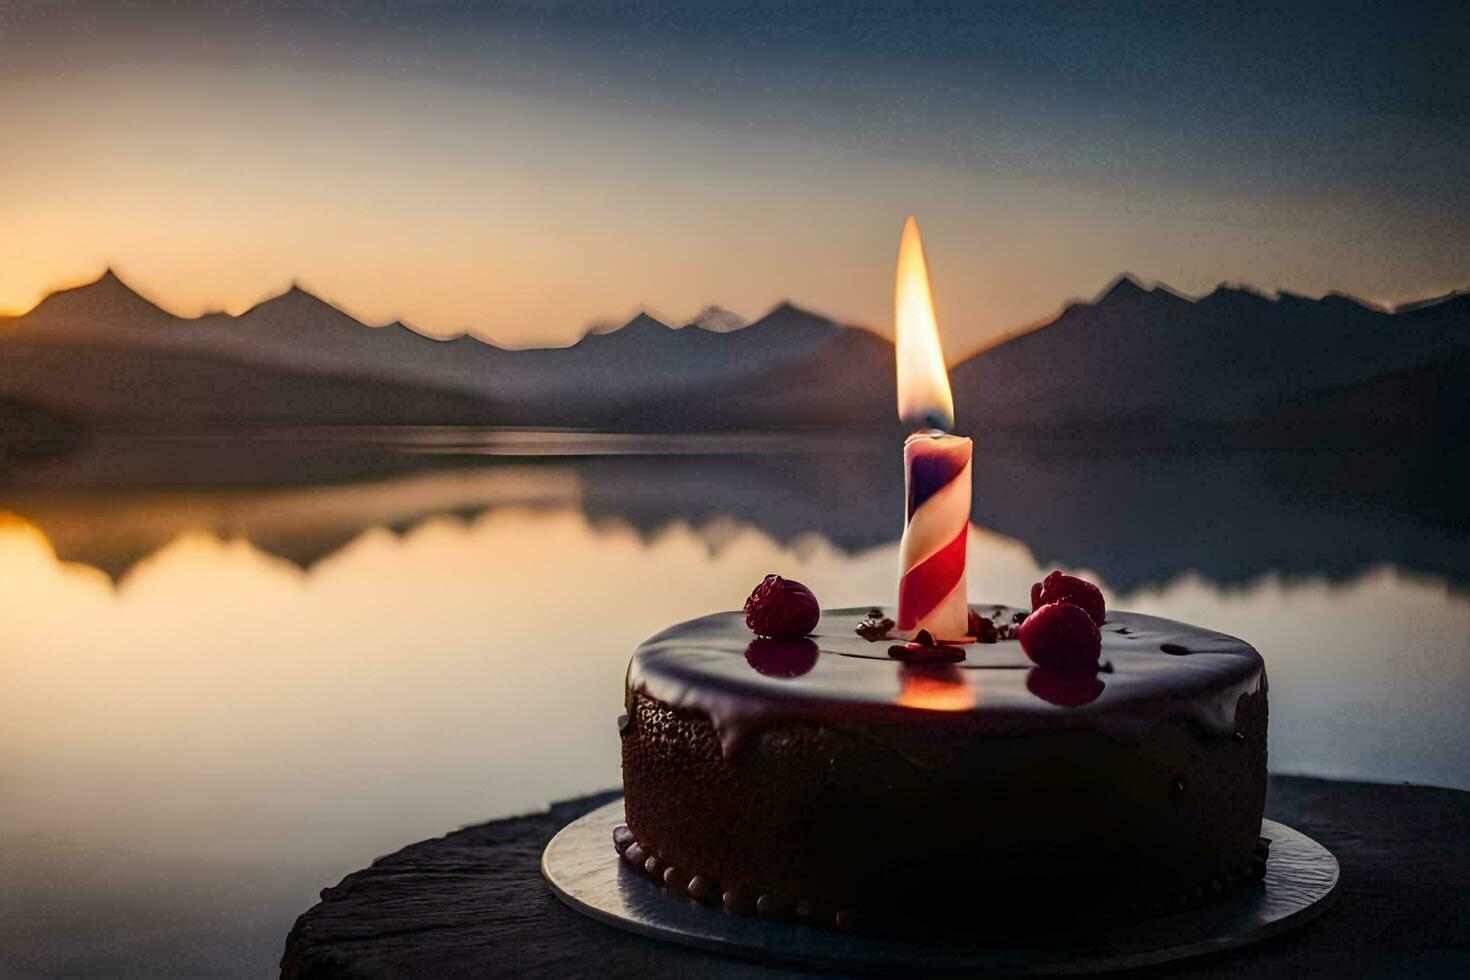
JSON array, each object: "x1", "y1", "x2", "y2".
[{"x1": 629, "y1": 605, "x2": 1263, "y2": 758}]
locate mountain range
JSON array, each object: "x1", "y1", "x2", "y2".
[
  {"x1": 1, "y1": 272, "x2": 842, "y2": 421},
  {"x1": 955, "y1": 277, "x2": 1469, "y2": 437},
  {"x1": 0, "y1": 270, "x2": 1465, "y2": 444}
]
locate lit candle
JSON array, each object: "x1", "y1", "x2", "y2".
[{"x1": 894, "y1": 217, "x2": 972, "y2": 641}]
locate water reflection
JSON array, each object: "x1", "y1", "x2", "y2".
[
  {"x1": 1, "y1": 478, "x2": 1464, "y2": 851},
  {"x1": 0, "y1": 444, "x2": 1466, "y2": 975},
  {"x1": 572, "y1": 447, "x2": 1470, "y2": 594},
  {"x1": 5, "y1": 442, "x2": 1465, "y2": 594}
]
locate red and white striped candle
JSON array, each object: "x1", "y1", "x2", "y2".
[
  {"x1": 898, "y1": 430, "x2": 972, "y2": 638},
  {"x1": 893, "y1": 216, "x2": 972, "y2": 640}
]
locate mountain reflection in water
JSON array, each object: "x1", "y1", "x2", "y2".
[
  {"x1": 0, "y1": 439, "x2": 1466, "y2": 976},
  {"x1": 6, "y1": 440, "x2": 1466, "y2": 593}
]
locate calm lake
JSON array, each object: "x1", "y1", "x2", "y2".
[{"x1": 1, "y1": 434, "x2": 1466, "y2": 976}]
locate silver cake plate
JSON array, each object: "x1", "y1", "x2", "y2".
[{"x1": 543, "y1": 799, "x2": 1340, "y2": 975}]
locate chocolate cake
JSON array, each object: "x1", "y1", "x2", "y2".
[{"x1": 616, "y1": 605, "x2": 1268, "y2": 930}]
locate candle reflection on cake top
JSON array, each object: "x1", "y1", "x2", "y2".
[{"x1": 895, "y1": 664, "x2": 976, "y2": 712}]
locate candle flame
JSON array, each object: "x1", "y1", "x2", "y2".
[{"x1": 894, "y1": 216, "x2": 955, "y2": 432}]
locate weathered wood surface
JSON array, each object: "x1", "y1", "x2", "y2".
[{"x1": 282, "y1": 777, "x2": 1470, "y2": 978}]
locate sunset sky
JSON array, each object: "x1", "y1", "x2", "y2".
[{"x1": 1, "y1": 1, "x2": 1465, "y2": 352}]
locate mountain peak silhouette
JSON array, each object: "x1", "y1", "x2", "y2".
[
  {"x1": 1096, "y1": 273, "x2": 1148, "y2": 303},
  {"x1": 259, "y1": 282, "x2": 333, "y2": 309},
  {"x1": 765, "y1": 299, "x2": 812, "y2": 318},
  {"x1": 617, "y1": 311, "x2": 671, "y2": 334},
  {"x1": 1086, "y1": 274, "x2": 1191, "y2": 314},
  {"x1": 750, "y1": 299, "x2": 843, "y2": 329},
  {"x1": 1200, "y1": 282, "x2": 1272, "y2": 308},
  {"x1": 25, "y1": 267, "x2": 165, "y2": 321},
  {"x1": 83, "y1": 268, "x2": 147, "y2": 299},
  {"x1": 239, "y1": 283, "x2": 363, "y2": 328},
  {"x1": 686, "y1": 304, "x2": 747, "y2": 333},
  {"x1": 576, "y1": 311, "x2": 673, "y2": 344}
]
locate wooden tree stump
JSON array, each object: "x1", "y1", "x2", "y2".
[{"x1": 282, "y1": 777, "x2": 1470, "y2": 977}]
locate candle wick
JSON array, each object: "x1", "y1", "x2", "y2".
[{"x1": 900, "y1": 413, "x2": 954, "y2": 431}]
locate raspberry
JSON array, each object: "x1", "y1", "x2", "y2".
[
  {"x1": 1019, "y1": 600, "x2": 1101, "y2": 672},
  {"x1": 743, "y1": 574, "x2": 821, "y2": 638},
  {"x1": 1030, "y1": 570, "x2": 1106, "y2": 626}
]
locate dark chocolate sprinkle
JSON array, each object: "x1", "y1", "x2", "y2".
[
  {"x1": 1161, "y1": 643, "x2": 1191, "y2": 656},
  {"x1": 687, "y1": 874, "x2": 720, "y2": 904},
  {"x1": 855, "y1": 616, "x2": 895, "y2": 641},
  {"x1": 888, "y1": 642, "x2": 966, "y2": 664},
  {"x1": 722, "y1": 888, "x2": 753, "y2": 914},
  {"x1": 1169, "y1": 774, "x2": 1187, "y2": 800}
]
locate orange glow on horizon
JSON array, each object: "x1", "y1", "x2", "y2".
[{"x1": 894, "y1": 216, "x2": 955, "y2": 431}]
